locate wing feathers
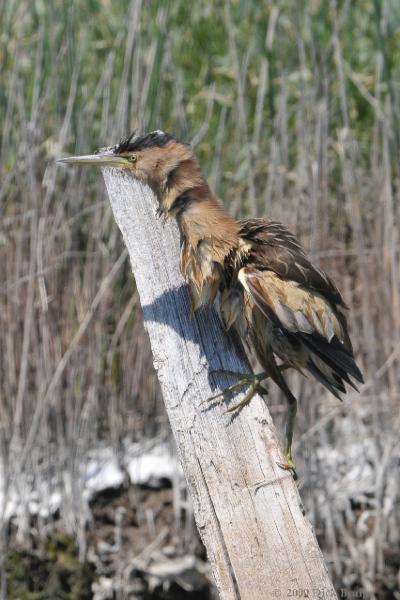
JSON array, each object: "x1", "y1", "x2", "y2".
[
  {"x1": 239, "y1": 219, "x2": 347, "y2": 308},
  {"x1": 239, "y1": 268, "x2": 343, "y2": 343},
  {"x1": 238, "y1": 266, "x2": 363, "y2": 395}
]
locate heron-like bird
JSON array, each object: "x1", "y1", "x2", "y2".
[{"x1": 59, "y1": 131, "x2": 364, "y2": 470}]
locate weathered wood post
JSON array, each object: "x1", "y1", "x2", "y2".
[{"x1": 102, "y1": 167, "x2": 337, "y2": 600}]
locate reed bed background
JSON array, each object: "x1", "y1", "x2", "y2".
[{"x1": 0, "y1": 0, "x2": 399, "y2": 597}]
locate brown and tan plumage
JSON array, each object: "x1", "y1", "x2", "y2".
[{"x1": 59, "y1": 131, "x2": 364, "y2": 469}]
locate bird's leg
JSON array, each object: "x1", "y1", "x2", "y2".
[
  {"x1": 210, "y1": 365, "x2": 298, "y2": 476},
  {"x1": 282, "y1": 395, "x2": 297, "y2": 471},
  {"x1": 267, "y1": 362, "x2": 298, "y2": 475}
]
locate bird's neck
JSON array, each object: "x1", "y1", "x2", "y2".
[
  {"x1": 160, "y1": 159, "x2": 239, "y2": 256},
  {"x1": 178, "y1": 193, "x2": 239, "y2": 256}
]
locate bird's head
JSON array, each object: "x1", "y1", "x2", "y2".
[{"x1": 58, "y1": 131, "x2": 205, "y2": 216}]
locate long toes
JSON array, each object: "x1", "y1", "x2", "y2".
[
  {"x1": 206, "y1": 373, "x2": 267, "y2": 412},
  {"x1": 224, "y1": 401, "x2": 247, "y2": 414},
  {"x1": 210, "y1": 369, "x2": 246, "y2": 378},
  {"x1": 225, "y1": 385, "x2": 259, "y2": 413},
  {"x1": 277, "y1": 459, "x2": 297, "y2": 479},
  {"x1": 277, "y1": 449, "x2": 297, "y2": 479},
  {"x1": 281, "y1": 457, "x2": 296, "y2": 471},
  {"x1": 202, "y1": 393, "x2": 223, "y2": 404},
  {"x1": 224, "y1": 393, "x2": 253, "y2": 413},
  {"x1": 201, "y1": 390, "x2": 229, "y2": 404},
  {"x1": 202, "y1": 380, "x2": 248, "y2": 405}
]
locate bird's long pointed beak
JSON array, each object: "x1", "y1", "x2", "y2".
[{"x1": 57, "y1": 149, "x2": 129, "y2": 167}]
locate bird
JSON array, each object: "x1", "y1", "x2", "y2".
[{"x1": 59, "y1": 130, "x2": 364, "y2": 470}]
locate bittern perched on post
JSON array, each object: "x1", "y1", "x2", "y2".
[{"x1": 59, "y1": 131, "x2": 364, "y2": 470}]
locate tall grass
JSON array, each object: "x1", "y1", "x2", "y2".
[{"x1": 1, "y1": 0, "x2": 399, "y2": 595}]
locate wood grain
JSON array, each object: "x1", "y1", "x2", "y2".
[{"x1": 102, "y1": 167, "x2": 337, "y2": 600}]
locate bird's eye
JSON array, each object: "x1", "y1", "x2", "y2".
[{"x1": 129, "y1": 153, "x2": 138, "y2": 163}]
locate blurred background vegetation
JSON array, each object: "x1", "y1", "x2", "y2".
[{"x1": 1, "y1": 0, "x2": 399, "y2": 598}]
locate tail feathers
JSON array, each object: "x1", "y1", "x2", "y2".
[
  {"x1": 307, "y1": 358, "x2": 345, "y2": 400},
  {"x1": 301, "y1": 332, "x2": 364, "y2": 386}
]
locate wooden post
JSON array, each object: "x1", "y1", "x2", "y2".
[{"x1": 102, "y1": 168, "x2": 337, "y2": 600}]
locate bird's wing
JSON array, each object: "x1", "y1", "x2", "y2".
[
  {"x1": 238, "y1": 218, "x2": 346, "y2": 308},
  {"x1": 238, "y1": 266, "x2": 364, "y2": 388},
  {"x1": 238, "y1": 266, "x2": 343, "y2": 342}
]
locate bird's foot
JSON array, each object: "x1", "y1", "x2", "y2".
[
  {"x1": 224, "y1": 378, "x2": 267, "y2": 413},
  {"x1": 277, "y1": 446, "x2": 297, "y2": 480},
  {"x1": 204, "y1": 370, "x2": 269, "y2": 411}
]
